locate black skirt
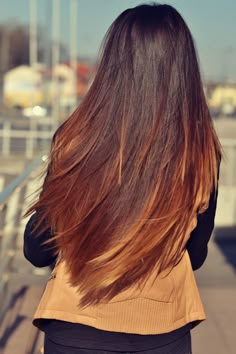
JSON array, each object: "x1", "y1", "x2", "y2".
[{"x1": 44, "y1": 330, "x2": 192, "y2": 354}]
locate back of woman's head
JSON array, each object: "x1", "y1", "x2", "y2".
[{"x1": 28, "y1": 3, "x2": 221, "y2": 306}]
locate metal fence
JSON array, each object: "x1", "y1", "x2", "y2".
[
  {"x1": 0, "y1": 117, "x2": 54, "y2": 158},
  {"x1": 0, "y1": 155, "x2": 47, "y2": 352}
]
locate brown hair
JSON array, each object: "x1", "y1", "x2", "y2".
[{"x1": 26, "y1": 3, "x2": 221, "y2": 306}]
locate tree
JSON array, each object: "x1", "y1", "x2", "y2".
[
  {"x1": 0, "y1": 22, "x2": 69, "y2": 73},
  {"x1": 0, "y1": 22, "x2": 69, "y2": 102}
]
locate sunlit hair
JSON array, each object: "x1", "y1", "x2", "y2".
[{"x1": 26, "y1": 3, "x2": 221, "y2": 306}]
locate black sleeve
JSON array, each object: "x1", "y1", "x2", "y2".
[
  {"x1": 186, "y1": 189, "x2": 218, "y2": 271},
  {"x1": 23, "y1": 212, "x2": 58, "y2": 268}
]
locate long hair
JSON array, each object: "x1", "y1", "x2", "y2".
[{"x1": 26, "y1": 3, "x2": 221, "y2": 306}]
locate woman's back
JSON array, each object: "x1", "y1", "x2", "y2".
[{"x1": 24, "y1": 3, "x2": 221, "y2": 353}]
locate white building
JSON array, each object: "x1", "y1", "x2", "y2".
[{"x1": 3, "y1": 65, "x2": 44, "y2": 108}]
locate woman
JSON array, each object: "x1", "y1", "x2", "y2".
[{"x1": 24, "y1": 3, "x2": 221, "y2": 354}]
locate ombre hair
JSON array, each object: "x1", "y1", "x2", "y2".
[{"x1": 26, "y1": 3, "x2": 221, "y2": 306}]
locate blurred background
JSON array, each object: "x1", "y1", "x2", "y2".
[{"x1": 0, "y1": 1, "x2": 235, "y2": 353}]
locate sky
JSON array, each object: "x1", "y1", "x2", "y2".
[{"x1": 0, "y1": 0, "x2": 236, "y2": 82}]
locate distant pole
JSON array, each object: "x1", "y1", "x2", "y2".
[
  {"x1": 0, "y1": 28, "x2": 10, "y2": 104},
  {"x1": 1, "y1": 29, "x2": 10, "y2": 73},
  {"x1": 29, "y1": 0, "x2": 37, "y2": 67},
  {"x1": 52, "y1": 0, "x2": 60, "y2": 130},
  {"x1": 70, "y1": 0, "x2": 78, "y2": 111},
  {"x1": 42, "y1": 0, "x2": 51, "y2": 108}
]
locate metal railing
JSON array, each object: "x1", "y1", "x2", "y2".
[
  {"x1": 0, "y1": 117, "x2": 54, "y2": 158},
  {"x1": 0, "y1": 155, "x2": 46, "y2": 325}
]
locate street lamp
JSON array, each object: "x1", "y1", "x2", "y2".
[{"x1": 29, "y1": 0, "x2": 37, "y2": 67}]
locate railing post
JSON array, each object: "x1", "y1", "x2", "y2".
[
  {"x1": 2, "y1": 120, "x2": 11, "y2": 156},
  {"x1": 26, "y1": 119, "x2": 38, "y2": 159}
]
